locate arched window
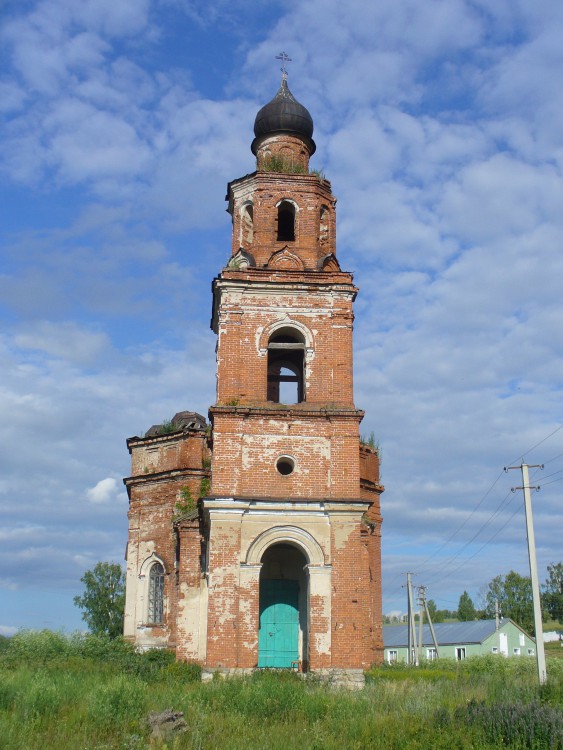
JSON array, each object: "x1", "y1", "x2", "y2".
[
  {"x1": 267, "y1": 328, "x2": 305, "y2": 403},
  {"x1": 277, "y1": 201, "x2": 296, "y2": 242},
  {"x1": 148, "y1": 562, "x2": 164, "y2": 624}
]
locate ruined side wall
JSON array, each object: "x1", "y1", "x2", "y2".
[
  {"x1": 360, "y1": 445, "x2": 384, "y2": 665},
  {"x1": 123, "y1": 430, "x2": 210, "y2": 652},
  {"x1": 175, "y1": 520, "x2": 208, "y2": 663}
]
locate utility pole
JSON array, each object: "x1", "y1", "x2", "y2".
[
  {"x1": 405, "y1": 573, "x2": 417, "y2": 665},
  {"x1": 424, "y1": 593, "x2": 440, "y2": 659},
  {"x1": 417, "y1": 586, "x2": 425, "y2": 662},
  {"x1": 495, "y1": 598, "x2": 501, "y2": 655},
  {"x1": 418, "y1": 586, "x2": 440, "y2": 659},
  {"x1": 505, "y1": 462, "x2": 547, "y2": 685}
]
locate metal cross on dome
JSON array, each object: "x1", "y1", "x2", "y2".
[{"x1": 276, "y1": 51, "x2": 292, "y2": 81}]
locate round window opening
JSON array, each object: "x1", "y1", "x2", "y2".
[{"x1": 276, "y1": 456, "x2": 295, "y2": 476}]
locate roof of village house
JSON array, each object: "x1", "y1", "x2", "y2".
[
  {"x1": 253, "y1": 78, "x2": 314, "y2": 140},
  {"x1": 383, "y1": 618, "x2": 532, "y2": 648}
]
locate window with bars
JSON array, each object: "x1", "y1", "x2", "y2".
[{"x1": 148, "y1": 562, "x2": 165, "y2": 624}]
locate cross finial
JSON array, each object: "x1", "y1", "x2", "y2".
[{"x1": 275, "y1": 51, "x2": 292, "y2": 82}]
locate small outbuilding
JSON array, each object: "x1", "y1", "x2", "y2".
[{"x1": 383, "y1": 618, "x2": 536, "y2": 662}]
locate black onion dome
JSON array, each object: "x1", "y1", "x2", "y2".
[{"x1": 254, "y1": 79, "x2": 314, "y2": 140}]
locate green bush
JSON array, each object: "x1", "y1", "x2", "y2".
[
  {"x1": 3, "y1": 630, "x2": 70, "y2": 666},
  {"x1": 0, "y1": 630, "x2": 201, "y2": 685}
]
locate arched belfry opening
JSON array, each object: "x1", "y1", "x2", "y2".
[
  {"x1": 277, "y1": 201, "x2": 296, "y2": 242},
  {"x1": 258, "y1": 543, "x2": 309, "y2": 669},
  {"x1": 267, "y1": 327, "x2": 305, "y2": 403}
]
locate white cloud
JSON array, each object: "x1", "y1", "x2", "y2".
[
  {"x1": 15, "y1": 321, "x2": 110, "y2": 365},
  {"x1": 86, "y1": 477, "x2": 120, "y2": 504},
  {"x1": 45, "y1": 101, "x2": 153, "y2": 183},
  {"x1": 440, "y1": 154, "x2": 563, "y2": 243}
]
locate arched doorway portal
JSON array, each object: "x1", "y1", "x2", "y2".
[{"x1": 258, "y1": 543, "x2": 308, "y2": 669}]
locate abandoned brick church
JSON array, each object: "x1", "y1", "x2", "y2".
[{"x1": 123, "y1": 74, "x2": 384, "y2": 678}]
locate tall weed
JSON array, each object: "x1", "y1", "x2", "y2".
[
  {"x1": 86, "y1": 674, "x2": 146, "y2": 729},
  {"x1": 0, "y1": 631, "x2": 561, "y2": 750},
  {"x1": 455, "y1": 699, "x2": 563, "y2": 749}
]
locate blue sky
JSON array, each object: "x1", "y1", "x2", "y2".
[{"x1": 1, "y1": 0, "x2": 562, "y2": 633}]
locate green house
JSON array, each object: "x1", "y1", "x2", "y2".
[{"x1": 383, "y1": 618, "x2": 536, "y2": 662}]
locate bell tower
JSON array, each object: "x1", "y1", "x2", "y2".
[
  {"x1": 204, "y1": 74, "x2": 384, "y2": 676},
  {"x1": 123, "y1": 70, "x2": 383, "y2": 679}
]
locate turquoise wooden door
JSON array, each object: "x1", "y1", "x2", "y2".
[{"x1": 258, "y1": 579, "x2": 299, "y2": 668}]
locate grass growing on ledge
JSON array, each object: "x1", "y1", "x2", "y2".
[
  {"x1": 261, "y1": 156, "x2": 307, "y2": 174},
  {"x1": 0, "y1": 632, "x2": 562, "y2": 749}
]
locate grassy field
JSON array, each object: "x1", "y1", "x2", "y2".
[
  {"x1": 0, "y1": 631, "x2": 562, "y2": 750},
  {"x1": 546, "y1": 640, "x2": 563, "y2": 659}
]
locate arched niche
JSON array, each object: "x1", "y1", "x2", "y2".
[
  {"x1": 240, "y1": 202, "x2": 254, "y2": 245},
  {"x1": 319, "y1": 205, "x2": 330, "y2": 245}
]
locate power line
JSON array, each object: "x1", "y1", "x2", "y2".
[
  {"x1": 540, "y1": 450, "x2": 563, "y2": 466},
  {"x1": 508, "y1": 424, "x2": 563, "y2": 466},
  {"x1": 416, "y1": 425, "x2": 562, "y2": 583},
  {"x1": 415, "y1": 425, "x2": 563, "y2": 585},
  {"x1": 536, "y1": 467, "x2": 563, "y2": 481},
  {"x1": 539, "y1": 477, "x2": 563, "y2": 487},
  {"x1": 422, "y1": 488, "x2": 516, "y2": 586},
  {"x1": 416, "y1": 470, "x2": 505, "y2": 570},
  {"x1": 427, "y1": 500, "x2": 524, "y2": 588},
  {"x1": 383, "y1": 424, "x2": 563, "y2": 608}
]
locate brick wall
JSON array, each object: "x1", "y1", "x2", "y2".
[
  {"x1": 212, "y1": 272, "x2": 358, "y2": 406},
  {"x1": 227, "y1": 171, "x2": 337, "y2": 269},
  {"x1": 124, "y1": 429, "x2": 210, "y2": 650}
]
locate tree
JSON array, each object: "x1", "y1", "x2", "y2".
[
  {"x1": 74, "y1": 562, "x2": 125, "y2": 638},
  {"x1": 426, "y1": 600, "x2": 447, "y2": 623},
  {"x1": 481, "y1": 570, "x2": 544, "y2": 635},
  {"x1": 543, "y1": 562, "x2": 563, "y2": 623},
  {"x1": 426, "y1": 599, "x2": 437, "y2": 620},
  {"x1": 426, "y1": 599, "x2": 444, "y2": 623},
  {"x1": 457, "y1": 591, "x2": 476, "y2": 621}
]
